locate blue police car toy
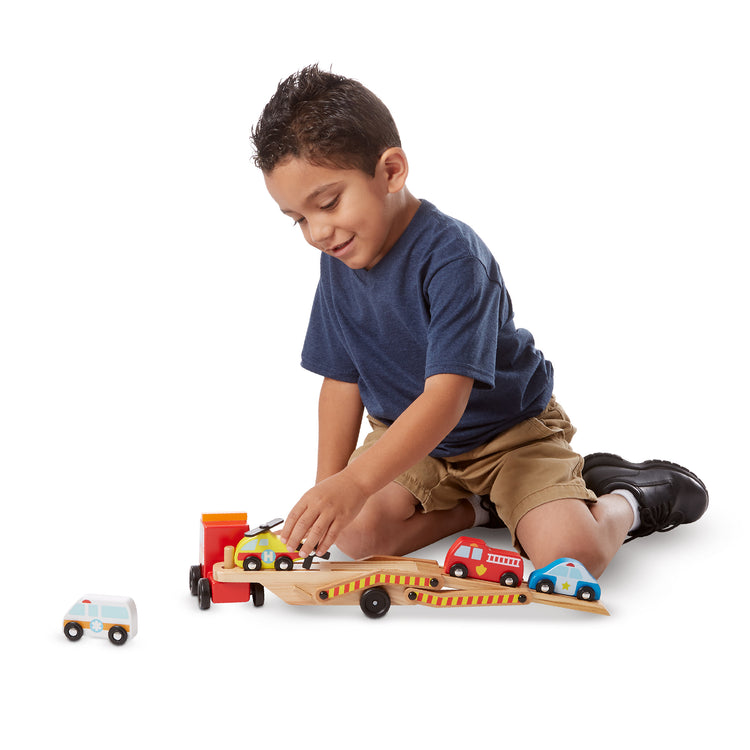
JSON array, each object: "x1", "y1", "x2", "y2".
[{"x1": 528, "y1": 558, "x2": 601, "y2": 601}]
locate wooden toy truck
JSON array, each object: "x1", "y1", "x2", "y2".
[{"x1": 190, "y1": 513, "x2": 609, "y2": 617}]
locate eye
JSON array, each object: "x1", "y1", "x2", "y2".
[
  {"x1": 321, "y1": 196, "x2": 339, "y2": 211},
  {"x1": 292, "y1": 216, "x2": 307, "y2": 227}
]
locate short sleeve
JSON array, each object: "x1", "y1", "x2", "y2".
[
  {"x1": 424, "y1": 257, "x2": 502, "y2": 389},
  {"x1": 301, "y1": 281, "x2": 360, "y2": 383}
]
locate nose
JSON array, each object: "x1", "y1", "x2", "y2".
[{"x1": 306, "y1": 217, "x2": 334, "y2": 247}]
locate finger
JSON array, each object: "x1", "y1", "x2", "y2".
[
  {"x1": 311, "y1": 520, "x2": 343, "y2": 559},
  {"x1": 284, "y1": 507, "x2": 321, "y2": 554},
  {"x1": 279, "y1": 503, "x2": 307, "y2": 547},
  {"x1": 298, "y1": 516, "x2": 334, "y2": 559}
]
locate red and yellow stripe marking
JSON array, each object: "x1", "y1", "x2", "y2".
[
  {"x1": 407, "y1": 590, "x2": 526, "y2": 607},
  {"x1": 320, "y1": 572, "x2": 438, "y2": 600}
]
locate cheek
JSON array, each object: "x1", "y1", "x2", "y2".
[{"x1": 340, "y1": 205, "x2": 373, "y2": 238}]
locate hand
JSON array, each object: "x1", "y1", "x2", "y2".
[{"x1": 279, "y1": 470, "x2": 368, "y2": 558}]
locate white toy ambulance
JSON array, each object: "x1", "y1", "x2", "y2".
[{"x1": 63, "y1": 595, "x2": 138, "y2": 645}]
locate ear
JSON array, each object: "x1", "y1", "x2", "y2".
[{"x1": 378, "y1": 147, "x2": 409, "y2": 194}]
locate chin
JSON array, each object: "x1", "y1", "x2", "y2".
[{"x1": 343, "y1": 261, "x2": 368, "y2": 271}]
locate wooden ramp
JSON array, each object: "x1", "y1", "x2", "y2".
[{"x1": 212, "y1": 552, "x2": 609, "y2": 616}]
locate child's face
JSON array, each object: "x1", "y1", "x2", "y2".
[{"x1": 264, "y1": 155, "x2": 408, "y2": 271}]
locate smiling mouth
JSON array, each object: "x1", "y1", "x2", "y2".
[{"x1": 326, "y1": 236, "x2": 354, "y2": 255}]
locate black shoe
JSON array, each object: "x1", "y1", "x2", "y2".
[
  {"x1": 479, "y1": 495, "x2": 506, "y2": 529},
  {"x1": 582, "y1": 453, "x2": 708, "y2": 542}
]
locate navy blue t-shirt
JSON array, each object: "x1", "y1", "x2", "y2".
[{"x1": 301, "y1": 200, "x2": 554, "y2": 457}]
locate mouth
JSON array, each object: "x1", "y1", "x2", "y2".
[{"x1": 325, "y1": 236, "x2": 354, "y2": 257}]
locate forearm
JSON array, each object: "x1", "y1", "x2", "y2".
[
  {"x1": 280, "y1": 373, "x2": 473, "y2": 557},
  {"x1": 341, "y1": 373, "x2": 473, "y2": 497},
  {"x1": 316, "y1": 377, "x2": 364, "y2": 483}
]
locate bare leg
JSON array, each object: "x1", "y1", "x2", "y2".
[
  {"x1": 515, "y1": 494, "x2": 634, "y2": 578},
  {"x1": 335, "y1": 482, "x2": 475, "y2": 559}
]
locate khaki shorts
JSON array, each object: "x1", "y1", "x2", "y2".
[{"x1": 350, "y1": 395, "x2": 596, "y2": 555}]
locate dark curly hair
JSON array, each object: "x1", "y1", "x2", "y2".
[{"x1": 251, "y1": 64, "x2": 401, "y2": 176}]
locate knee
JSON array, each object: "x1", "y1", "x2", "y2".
[
  {"x1": 516, "y1": 502, "x2": 612, "y2": 579},
  {"x1": 335, "y1": 515, "x2": 383, "y2": 559},
  {"x1": 335, "y1": 484, "x2": 417, "y2": 559},
  {"x1": 525, "y1": 531, "x2": 610, "y2": 580}
]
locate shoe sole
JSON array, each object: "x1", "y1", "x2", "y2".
[{"x1": 583, "y1": 452, "x2": 708, "y2": 493}]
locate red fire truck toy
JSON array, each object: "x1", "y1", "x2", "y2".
[{"x1": 443, "y1": 536, "x2": 524, "y2": 587}]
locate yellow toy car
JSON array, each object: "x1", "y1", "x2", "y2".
[{"x1": 233, "y1": 518, "x2": 302, "y2": 571}]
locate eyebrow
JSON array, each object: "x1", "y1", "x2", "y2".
[{"x1": 280, "y1": 182, "x2": 343, "y2": 215}]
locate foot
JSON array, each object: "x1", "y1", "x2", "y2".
[
  {"x1": 479, "y1": 495, "x2": 506, "y2": 529},
  {"x1": 582, "y1": 453, "x2": 708, "y2": 542}
]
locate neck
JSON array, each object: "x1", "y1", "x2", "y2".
[
  {"x1": 364, "y1": 190, "x2": 421, "y2": 271},
  {"x1": 389, "y1": 188, "x2": 421, "y2": 243}
]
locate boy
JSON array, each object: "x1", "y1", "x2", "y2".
[{"x1": 251, "y1": 65, "x2": 707, "y2": 577}]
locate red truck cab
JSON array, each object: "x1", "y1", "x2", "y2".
[{"x1": 190, "y1": 512, "x2": 254, "y2": 607}]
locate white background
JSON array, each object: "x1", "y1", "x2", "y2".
[{"x1": 1, "y1": 1, "x2": 747, "y2": 748}]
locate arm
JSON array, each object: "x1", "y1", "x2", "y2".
[
  {"x1": 280, "y1": 373, "x2": 474, "y2": 557},
  {"x1": 315, "y1": 377, "x2": 364, "y2": 483}
]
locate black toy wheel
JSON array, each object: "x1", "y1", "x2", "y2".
[
  {"x1": 64, "y1": 621, "x2": 84, "y2": 641},
  {"x1": 500, "y1": 572, "x2": 519, "y2": 588},
  {"x1": 197, "y1": 577, "x2": 211, "y2": 609},
  {"x1": 449, "y1": 563, "x2": 469, "y2": 578},
  {"x1": 535, "y1": 578, "x2": 555, "y2": 595},
  {"x1": 577, "y1": 586, "x2": 596, "y2": 601},
  {"x1": 108, "y1": 626, "x2": 128, "y2": 645},
  {"x1": 243, "y1": 556, "x2": 262, "y2": 571},
  {"x1": 190, "y1": 565, "x2": 201, "y2": 596},
  {"x1": 251, "y1": 583, "x2": 265, "y2": 607},
  {"x1": 275, "y1": 556, "x2": 294, "y2": 571},
  {"x1": 360, "y1": 587, "x2": 391, "y2": 619}
]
